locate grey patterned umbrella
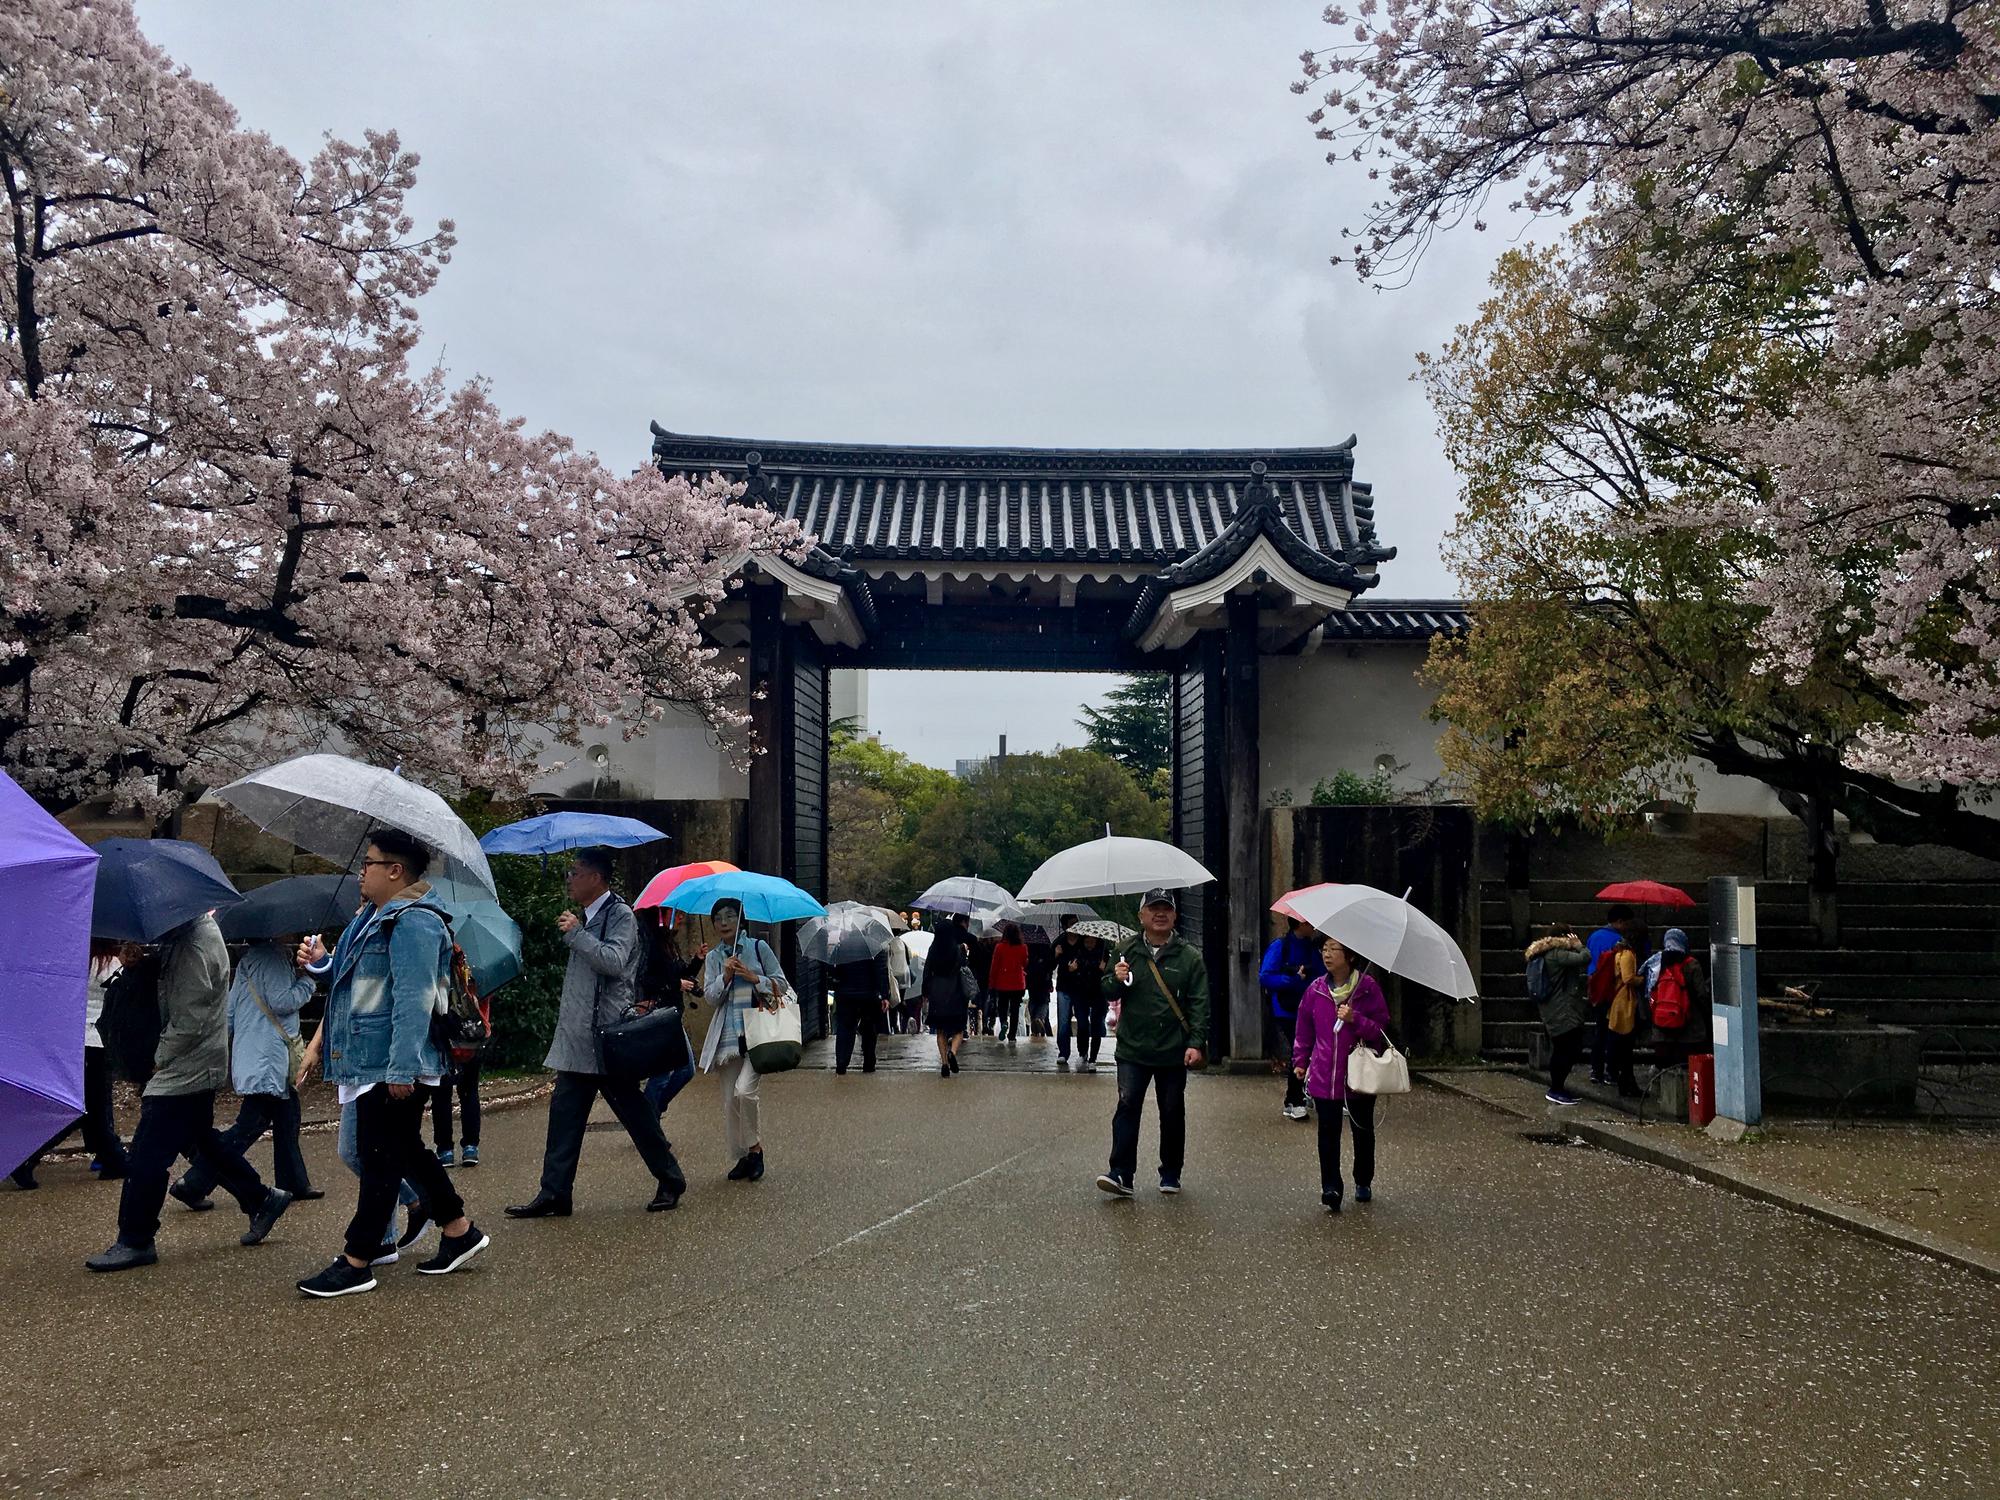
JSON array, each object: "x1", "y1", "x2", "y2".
[{"x1": 214, "y1": 753, "x2": 496, "y2": 896}]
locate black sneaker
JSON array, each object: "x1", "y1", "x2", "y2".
[
  {"x1": 396, "y1": 1208, "x2": 434, "y2": 1249},
  {"x1": 417, "y1": 1224, "x2": 490, "y2": 1276},
  {"x1": 746, "y1": 1151, "x2": 765, "y2": 1183},
  {"x1": 298, "y1": 1259, "x2": 377, "y2": 1299},
  {"x1": 1095, "y1": 1172, "x2": 1134, "y2": 1198},
  {"x1": 1159, "y1": 1175, "x2": 1182, "y2": 1196},
  {"x1": 239, "y1": 1188, "x2": 293, "y2": 1247},
  {"x1": 727, "y1": 1154, "x2": 755, "y2": 1181},
  {"x1": 168, "y1": 1180, "x2": 214, "y2": 1212},
  {"x1": 1322, "y1": 1190, "x2": 1342, "y2": 1215}
]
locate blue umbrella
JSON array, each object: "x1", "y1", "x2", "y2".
[
  {"x1": 429, "y1": 877, "x2": 524, "y2": 995},
  {"x1": 90, "y1": 839, "x2": 243, "y2": 943},
  {"x1": 217, "y1": 874, "x2": 362, "y2": 942},
  {"x1": 0, "y1": 770, "x2": 98, "y2": 1177},
  {"x1": 657, "y1": 871, "x2": 826, "y2": 925},
  {"x1": 480, "y1": 812, "x2": 667, "y2": 856}
]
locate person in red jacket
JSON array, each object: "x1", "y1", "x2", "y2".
[{"x1": 986, "y1": 923, "x2": 1031, "y2": 1043}]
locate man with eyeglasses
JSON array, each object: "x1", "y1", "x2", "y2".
[{"x1": 507, "y1": 848, "x2": 687, "y2": 1220}]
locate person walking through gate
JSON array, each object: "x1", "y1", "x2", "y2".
[
  {"x1": 1291, "y1": 937, "x2": 1391, "y2": 1214},
  {"x1": 1095, "y1": 890, "x2": 1210, "y2": 1199},
  {"x1": 1069, "y1": 933, "x2": 1111, "y2": 1072},
  {"x1": 1052, "y1": 916, "x2": 1083, "y2": 1065},
  {"x1": 508, "y1": 849, "x2": 687, "y2": 1219},
  {"x1": 1260, "y1": 917, "x2": 1324, "y2": 1121},
  {"x1": 12, "y1": 942, "x2": 130, "y2": 1188},
  {"x1": 1525, "y1": 927, "x2": 1592, "y2": 1104},
  {"x1": 832, "y1": 949, "x2": 892, "y2": 1075},
  {"x1": 923, "y1": 915, "x2": 972, "y2": 1078},
  {"x1": 697, "y1": 897, "x2": 789, "y2": 1181},
  {"x1": 293, "y1": 830, "x2": 488, "y2": 1298},
  {"x1": 173, "y1": 936, "x2": 323, "y2": 1207},
  {"x1": 987, "y1": 922, "x2": 1030, "y2": 1043},
  {"x1": 86, "y1": 914, "x2": 295, "y2": 1272},
  {"x1": 1025, "y1": 928, "x2": 1055, "y2": 1039}
]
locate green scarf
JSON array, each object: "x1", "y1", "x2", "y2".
[{"x1": 1327, "y1": 970, "x2": 1360, "y2": 1006}]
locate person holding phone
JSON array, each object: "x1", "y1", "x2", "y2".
[{"x1": 696, "y1": 898, "x2": 788, "y2": 1182}]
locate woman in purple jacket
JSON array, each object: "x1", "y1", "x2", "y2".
[{"x1": 1291, "y1": 937, "x2": 1391, "y2": 1214}]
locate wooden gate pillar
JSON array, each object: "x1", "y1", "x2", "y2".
[
  {"x1": 1222, "y1": 594, "x2": 1264, "y2": 1061},
  {"x1": 746, "y1": 582, "x2": 788, "y2": 878}
]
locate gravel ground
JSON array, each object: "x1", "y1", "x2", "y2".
[{"x1": 3, "y1": 1067, "x2": 1996, "y2": 1499}]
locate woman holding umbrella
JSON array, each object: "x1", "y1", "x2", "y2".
[
  {"x1": 1291, "y1": 937, "x2": 1391, "y2": 1214},
  {"x1": 697, "y1": 898, "x2": 789, "y2": 1182}
]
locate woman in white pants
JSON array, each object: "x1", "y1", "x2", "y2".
[{"x1": 697, "y1": 899, "x2": 788, "y2": 1182}]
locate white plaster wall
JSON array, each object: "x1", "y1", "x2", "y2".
[
  {"x1": 523, "y1": 650, "x2": 749, "y2": 802},
  {"x1": 1258, "y1": 642, "x2": 1790, "y2": 816},
  {"x1": 830, "y1": 669, "x2": 869, "y2": 735}
]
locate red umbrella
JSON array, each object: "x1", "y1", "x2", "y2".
[
  {"x1": 635, "y1": 860, "x2": 740, "y2": 909},
  {"x1": 1595, "y1": 880, "x2": 1695, "y2": 908}
]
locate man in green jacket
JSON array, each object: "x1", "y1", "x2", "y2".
[{"x1": 1095, "y1": 889, "x2": 1210, "y2": 1198}]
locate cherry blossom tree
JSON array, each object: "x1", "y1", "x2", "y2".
[
  {"x1": 1, "y1": 0, "x2": 792, "y2": 815},
  {"x1": 1299, "y1": 0, "x2": 1999, "y2": 787}
]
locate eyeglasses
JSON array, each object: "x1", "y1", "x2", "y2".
[{"x1": 360, "y1": 858, "x2": 399, "y2": 872}]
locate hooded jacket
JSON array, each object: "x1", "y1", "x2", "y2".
[{"x1": 1525, "y1": 934, "x2": 1591, "y2": 1037}]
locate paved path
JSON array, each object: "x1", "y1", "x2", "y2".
[{"x1": 3, "y1": 1070, "x2": 1996, "y2": 1498}]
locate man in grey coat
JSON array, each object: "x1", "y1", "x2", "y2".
[
  {"x1": 506, "y1": 849, "x2": 687, "y2": 1218},
  {"x1": 86, "y1": 913, "x2": 294, "y2": 1272}
]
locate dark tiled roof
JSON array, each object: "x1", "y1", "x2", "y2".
[
  {"x1": 1319, "y1": 601, "x2": 1470, "y2": 640},
  {"x1": 650, "y1": 425, "x2": 1395, "y2": 570}
]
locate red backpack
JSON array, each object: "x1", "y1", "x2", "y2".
[
  {"x1": 1651, "y1": 959, "x2": 1690, "y2": 1031},
  {"x1": 1587, "y1": 946, "x2": 1623, "y2": 1009}
]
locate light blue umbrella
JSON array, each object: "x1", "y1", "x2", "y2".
[
  {"x1": 480, "y1": 812, "x2": 667, "y2": 856},
  {"x1": 657, "y1": 871, "x2": 826, "y2": 925},
  {"x1": 429, "y1": 877, "x2": 525, "y2": 994}
]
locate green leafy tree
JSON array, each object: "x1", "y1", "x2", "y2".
[
  {"x1": 1078, "y1": 675, "x2": 1171, "y2": 790},
  {"x1": 828, "y1": 736, "x2": 956, "y2": 906}
]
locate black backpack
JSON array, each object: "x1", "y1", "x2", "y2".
[
  {"x1": 99, "y1": 952, "x2": 164, "y2": 1084},
  {"x1": 1525, "y1": 954, "x2": 1552, "y2": 1004}
]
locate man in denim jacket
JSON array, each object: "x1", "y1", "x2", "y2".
[{"x1": 294, "y1": 828, "x2": 489, "y2": 1299}]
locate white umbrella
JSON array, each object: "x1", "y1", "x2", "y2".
[
  {"x1": 1016, "y1": 835, "x2": 1215, "y2": 902},
  {"x1": 1285, "y1": 883, "x2": 1476, "y2": 1000},
  {"x1": 215, "y1": 753, "x2": 497, "y2": 896},
  {"x1": 901, "y1": 930, "x2": 935, "y2": 970},
  {"x1": 800, "y1": 902, "x2": 898, "y2": 964},
  {"x1": 1010, "y1": 900, "x2": 1097, "y2": 931},
  {"x1": 912, "y1": 875, "x2": 1014, "y2": 915}
]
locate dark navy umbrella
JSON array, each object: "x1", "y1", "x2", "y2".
[
  {"x1": 480, "y1": 812, "x2": 667, "y2": 856},
  {"x1": 216, "y1": 874, "x2": 362, "y2": 942},
  {"x1": 90, "y1": 839, "x2": 243, "y2": 943}
]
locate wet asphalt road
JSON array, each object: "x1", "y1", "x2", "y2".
[{"x1": 2, "y1": 1064, "x2": 1996, "y2": 1499}]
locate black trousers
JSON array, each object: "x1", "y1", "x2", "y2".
[
  {"x1": 432, "y1": 1055, "x2": 482, "y2": 1150},
  {"x1": 1314, "y1": 1093, "x2": 1376, "y2": 1200},
  {"x1": 991, "y1": 990, "x2": 1024, "y2": 1041},
  {"x1": 347, "y1": 1084, "x2": 464, "y2": 1262},
  {"x1": 1276, "y1": 1017, "x2": 1306, "y2": 1108},
  {"x1": 833, "y1": 996, "x2": 881, "y2": 1072},
  {"x1": 20, "y1": 1047, "x2": 126, "y2": 1177},
  {"x1": 1075, "y1": 996, "x2": 1108, "y2": 1062},
  {"x1": 179, "y1": 1089, "x2": 312, "y2": 1197},
  {"x1": 1109, "y1": 1060, "x2": 1187, "y2": 1182},
  {"x1": 118, "y1": 1090, "x2": 271, "y2": 1250},
  {"x1": 538, "y1": 1071, "x2": 687, "y2": 1201},
  {"x1": 1548, "y1": 1027, "x2": 1586, "y2": 1092}
]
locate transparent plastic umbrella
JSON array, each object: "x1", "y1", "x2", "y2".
[
  {"x1": 800, "y1": 902, "x2": 897, "y2": 964},
  {"x1": 1016, "y1": 835, "x2": 1214, "y2": 902},
  {"x1": 911, "y1": 875, "x2": 1014, "y2": 916}
]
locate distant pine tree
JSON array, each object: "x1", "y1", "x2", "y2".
[{"x1": 1078, "y1": 674, "x2": 1170, "y2": 790}]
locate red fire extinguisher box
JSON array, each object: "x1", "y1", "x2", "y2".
[{"x1": 1688, "y1": 1054, "x2": 1717, "y2": 1127}]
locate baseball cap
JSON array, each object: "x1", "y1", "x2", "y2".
[{"x1": 1141, "y1": 888, "x2": 1178, "y2": 910}]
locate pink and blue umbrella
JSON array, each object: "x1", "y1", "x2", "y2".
[
  {"x1": 655, "y1": 871, "x2": 826, "y2": 926},
  {"x1": 0, "y1": 771, "x2": 99, "y2": 1178}
]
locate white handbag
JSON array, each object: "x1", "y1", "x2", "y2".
[
  {"x1": 743, "y1": 996, "x2": 803, "y2": 1073},
  {"x1": 1345, "y1": 1034, "x2": 1411, "y2": 1095}
]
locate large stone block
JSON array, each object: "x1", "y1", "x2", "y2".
[{"x1": 1760, "y1": 1024, "x2": 1921, "y2": 1116}]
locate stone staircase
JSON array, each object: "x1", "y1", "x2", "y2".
[{"x1": 1478, "y1": 878, "x2": 2000, "y2": 1062}]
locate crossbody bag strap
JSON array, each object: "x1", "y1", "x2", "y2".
[
  {"x1": 246, "y1": 979, "x2": 288, "y2": 1039},
  {"x1": 1142, "y1": 953, "x2": 1189, "y2": 1033}
]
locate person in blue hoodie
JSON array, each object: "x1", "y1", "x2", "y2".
[{"x1": 1260, "y1": 918, "x2": 1325, "y2": 1120}]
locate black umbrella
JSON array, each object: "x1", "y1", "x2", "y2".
[
  {"x1": 90, "y1": 839, "x2": 243, "y2": 943},
  {"x1": 215, "y1": 874, "x2": 361, "y2": 942}
]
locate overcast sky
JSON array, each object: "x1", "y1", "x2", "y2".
[{"x1": 137, "y1": 1, "x2": 1514, "y2": 769}]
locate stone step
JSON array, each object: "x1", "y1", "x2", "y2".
[
  {"x1": 1479, "y1": 924, "x2": 1997, "y2": 952},
  {"x1": 1480, "y1": 949, "x2": 1999, "y2": 980},
  {"x1": 1478, "y1": 879, "x2": 2000, "y2": 904}
]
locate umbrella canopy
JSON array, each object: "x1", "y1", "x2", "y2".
[
  {"x1": 656, "y1": 870, "x2": 826, "y2": 926},
  {"x1": 90, "y1": 839, "x2": 244, "y2": 943},
  {"x1": 1072, "y1": 919, "x2": 1136, "y2": 944},
  {"x1": 0, "y1": 771, "x2": 98, "y2": 1178},
  {"x1": 634, "y1": 860, "x2": 741, "y2": 910},
  {"x1": 1272, "y1": 883, "x2": 1341, "y2": 922},
  {"x1": 911, "y1": 875, "x2": 1014, "y2": 916},
  {"x1": 1009, "y1": 900, "x2": 1098, "y2": 931},
  {"x1": 215, "y1": 753, "x2": 496, "y2": 896},
  {"x1": 217, "y1": 874, "x2": 363, "y2": 942},
  {"x1": 871, "y1": 906, "x2": 912, "y2": 934},
  {"x1": 901, "y1": 930, "x2": 935, "y2": 970},
  {"x1": 800, "y1": 902, "x2": 898, "y2": 964},
  {"x1": 1595, "y1": 880, "x2": 1696, "y2": 909},
  {"x1": 1016, "y1": 835, "x2": 1216, "y2": 902},
  {"x1": 479, "y1": 812, "x2": 667, "y2": 856},
  {"x1": 428, "y1": 877, "x2": 525, "y2": 995},
  {"x1": 1285, "y1": 883, "x2": 1477, "y2": 1000}
]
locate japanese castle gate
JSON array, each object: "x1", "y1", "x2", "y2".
[{"x1": 651, "y1": 425, "x2": 1399, "y2": 1061}]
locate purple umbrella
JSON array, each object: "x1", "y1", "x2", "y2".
[{"x1": 0, "y1": 770, "x2": 98, "y2": 1177}]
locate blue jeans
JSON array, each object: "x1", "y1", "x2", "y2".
[
  {"x1": 338, "y1": 1096, "x2": 418, "y2": 1209},
  {"x1": 1056, "y1": 992, "x2": 1075, "y2": 1058},
  {"x1": 644, "y1": 1061, "x2": 696, "y2": 1116}
]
